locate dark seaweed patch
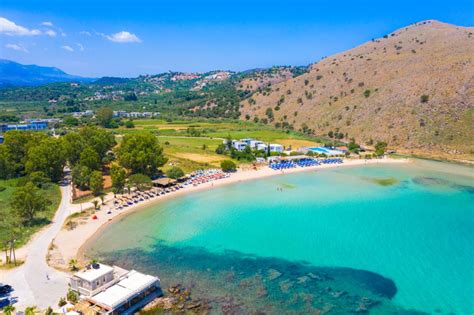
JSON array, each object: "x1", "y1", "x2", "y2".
[{"x1": 87, "y1": 242, "x2": 426, "y2": 314}]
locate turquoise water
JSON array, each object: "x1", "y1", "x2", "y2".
[{"x1": 89, "y1": 160, "x2": 474, "y2": 314}]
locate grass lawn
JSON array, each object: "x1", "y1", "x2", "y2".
[
  {"x1": 159, "y1": 136, "x2": 228, "y2": 173},
  {"x1": 0, "y1": 178, "x2": 61, "y2": 248}
]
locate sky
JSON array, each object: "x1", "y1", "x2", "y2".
[{"x1": 0, "y1": 0, "x2": 473, "y2": 77}]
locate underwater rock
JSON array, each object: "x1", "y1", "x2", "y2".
[
  {"x1": 256, "y1": 285, "x2": 268, "y2": 298},
  {"x1": 297, "y1": 275, "x2": 310, "y2": 284},
  {"x1": 279, "y1": 279, "x2": 294, "y2": 293},
  {"x1": 186, "y1": 300, "x2": 201, "y2": 310},
  {"x1": 331, "y1": 290, "x2": 347, "y2": 298},
  {"x1": 267, "y1": 268, "x2": 282, "y2": 281}
]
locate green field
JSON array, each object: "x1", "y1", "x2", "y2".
[
  {"x1": 0, "y1": 178, "x2": 61, "y2": 248},
  {"x1": 115, "y1": 119, "x2": 325, "y2": 172}
]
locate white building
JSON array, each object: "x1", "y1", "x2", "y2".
[
  {"x1": 269, "y1": 144, "x2": 284, "y2": 153},
  {"x1": 70, "y1": 263, "x2": 161, "y2": 315},
  {"x1": 232, "y1": 140, "x2": 248, "y2": 151},
  {"x1": 70, "y1": 263, "x2": 118, "y2": 297}
]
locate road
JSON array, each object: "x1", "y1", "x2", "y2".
[{"x1": 0, "y1": 184, "x2": 72, "y2": 310}]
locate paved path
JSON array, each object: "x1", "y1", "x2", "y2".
[{"x1": 1, "y1": 184, "x2": 72, "y2": 310}]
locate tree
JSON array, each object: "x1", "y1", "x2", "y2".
[
  {"x1": 116, "y1": 133, "x2": 167, "y2": 176},
  {"x1": 166, "y1": 166, "x2": 184, "y2": 179},
  {"x1": 62, "y1": 132, "x2": 86, "y2": 166},
  {"x1": 0, "y1": 145, "x2": 14, "y2": 179},
  {"x1": 92, "y1": 199, "x2": 99, "y2": 210},
  {"x1": 63, "y1": 116, "x2": 80, "y2": 126},
  {"x1": 128, "y1": 173, "x2": 152, "y2": 191},
  {"x1": 89, "y1": 171, "x2": 104, "y2": 196},
  {"x1": 215, "y1": 143, "x2": 226, "y2": 154},
  {"x1": 25, "y1": 306, "x2": 37, "y2": 315},
  {"x1": 11, "y1": 182, "x2": 49, "y2": 223},
  {"x1": 0, "y1": 213, "x2": 19, "y2": 266},
  {"x1": 28, "y1": 171, "x2": 51, "y2": 188},
  {"x1": 2, "y1": 305, "x2": 15, "y2": 315},
  {"x1": 96, "y1": 106, "x2": 114, "y2": 128},
  {"x1": 221, "y1": 160, "x2": 237, "y2": 172},
  {"x1": 58, "y1": 297, "x2": 67, "y2": 307},
  {"x1": 67, "y1": 289, "x2": 79, "y2": 303},
  {"x1": 72, "y1": 165, "x2": 92, "y2": 190},
  {"x1": 79, "y1": 127, "x2": 116, "y2": 160},
  {"x1": 79, "y1": 146, "x2": 101, "y2": 171},
  {"x1": 374, "y1": 141, "x2": 388, "y2": 156},
  {"x1": 110, "y1": 165, "x2": 127, "y2": 194},
  {"x1": 125, "y1": 120, "x2": 135, "y2": 128},
  {"x1": 25, "y1": 137, "x2": 66, "y2": 182},
  {"x1": 69, "y1": 258, "x2": 78, "y2": 271},
  {"x1": 124, "y1": 92, "x2": 138, "y2": 101},
  {"x1": 4, "y1": 131, "x2": 46, "y2": 176}
]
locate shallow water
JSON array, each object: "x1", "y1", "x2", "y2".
[{"x1": 88, "y1": 159, "x2": 474, "y2": 314}]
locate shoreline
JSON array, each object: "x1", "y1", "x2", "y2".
[{"x1": 68, "y1": 157, "x2": 409, "y2": 267}]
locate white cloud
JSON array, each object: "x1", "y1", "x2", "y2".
[
  {"x1": 0, "y1": 17, "x2": 41, "y2": 36},
  {"x1": 45, "y1": 29, "x2": 57, "y2": 37},
  {"x1": 105, "y1": 31, "x2": 141, "y2": 43},
  {"x1": 5, "y1": 43, "x2": 28, "y2": 53},
  {"x1": 62, "y1": 45, "x2": 74, "y2": 52},
  {"x1": 61, "y1": 32, "x2": 67, "y2": 37},
  {"x1": 76, "y1": 43, "x2": 84, "y2": 51},
  {"x1": 41, "y1": 21, "x2": 53, "y2": 27},
  {"x1": 80, "y1": 31, "x2": 91, "y2": 36}
]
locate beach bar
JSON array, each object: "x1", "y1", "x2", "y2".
[{"x1": 71, "y1": 263, "x2": 161, "y2": 314}]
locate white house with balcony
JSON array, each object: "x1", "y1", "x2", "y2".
[{"x1": 70, "y1": 263, "x2": 161, "y2": 314}]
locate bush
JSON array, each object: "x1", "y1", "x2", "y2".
[
  {"x1": 221, "y1": 160, "x2": 237, "y2": 172},
  {"x1": 420, "y1": 94, "x2": 429, "y2": 103},
  {"x1": 125, "y1": 120, "x2": 135, "y2": 128},
  {"x1": 0, "y1": 186, "x2": 5, "y2": 192},
  {"x1": 166, "y1": 166, "x2": 185, "y2": 179},
  {"x1": 67, "y1": 289, "x2": 79, "y2": 303}
]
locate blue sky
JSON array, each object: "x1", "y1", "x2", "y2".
[{"x1": 1, "y1": 0, "x2": 473, "y2": 77}]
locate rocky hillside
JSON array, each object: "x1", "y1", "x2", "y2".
[{"x1": 240, "y1": 20, "x2": 474, "y2": 160}]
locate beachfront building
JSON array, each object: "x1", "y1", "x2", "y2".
[
  {"x1": 232, "y1": 140, "x2": 248, "y2": 151},
  {"x1": 71, "y1": 263, "x2": 161, "y2": 314},
  {"x1": 269, "y1": 143, "x2": 284, "y2": 153},
  {"x1": 70, "y1": 263, "x2": 117, "y2": 297},
  {"x1": 227, "y1": 138, "x2": 280, "y2": 152}
]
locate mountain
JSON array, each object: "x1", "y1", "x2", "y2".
[
  {"x1": 240, "y1": 20, "x2": 474, "y2": 160},
  {"x1": 0, "y1": 59, "x2": 93, "y2": 87}
]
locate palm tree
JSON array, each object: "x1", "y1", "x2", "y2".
[
  {"x1": 69, "y1": 258, "x2": 78, "y2": 271},
  {"x1": 2, "y1": 305, "x2": 16, "y2": 315},
  {"x1": 25, "y1": 306, "x2": 37, "y2": 315}
]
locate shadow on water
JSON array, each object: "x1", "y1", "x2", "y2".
[{"x1": 90, "y1": 241, "x2": 427, "y2": 314}]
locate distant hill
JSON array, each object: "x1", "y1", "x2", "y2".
[
  {"x1": 0, "y1": 59, "x2": 93, "y2": 87},
  {"x1": 240, "y1": 20, "x2": 474, "y2": 160},
  {"x1": 92, "y1": 77, "x2": 132, "y2": 85}
]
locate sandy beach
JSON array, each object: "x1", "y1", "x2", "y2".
[{"x1": 46, "y1": 157, "x2": 409, "y2": 270}]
